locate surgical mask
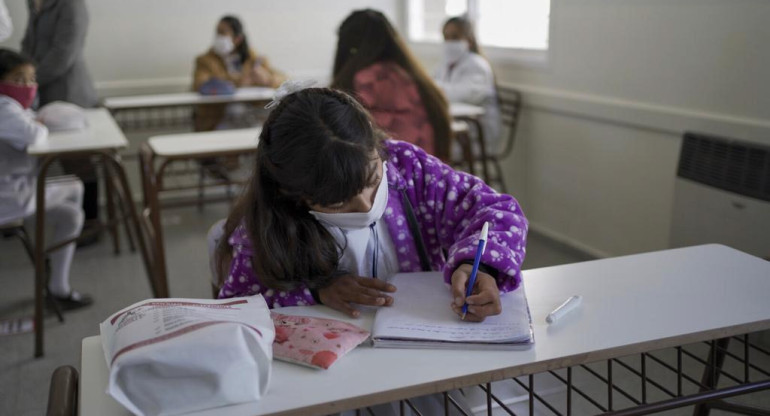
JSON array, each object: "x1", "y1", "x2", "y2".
[
  {"x1": 212, "y1": 35, "x2": 235, "y2": 56},
  {"x1": 443, "y1": 40, "x2": 470, "y2": 64},
  {"x1": 309, "y1": 162, "x2": 389, "y2": 230},
  {"x1": 0, "y1": 82, "x2": 37, "y2": 109}
]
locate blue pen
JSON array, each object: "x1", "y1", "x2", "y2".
[{"x1": 461, "y1": 221, "x2": 489, "y2": 320}]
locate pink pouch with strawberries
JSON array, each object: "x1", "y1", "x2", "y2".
[{"x1": 271, "y1": 312, "x2": 370, "y2": 370}]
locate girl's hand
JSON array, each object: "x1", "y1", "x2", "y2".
[
  {"x1": 318, "y1": 275, "x2": 397, "y2": 318},
  {"x1": 450, "y1": 264, "x2": 501, "y2": 322}
]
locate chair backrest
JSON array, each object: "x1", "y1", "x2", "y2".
[
  {"x1": 496, "y1": 87, "x2": 522, "y2": 159},
  {"x1": 207, "y1": 219, "x2": 227, "y2": 299},
  {"x1": 47, "y1": 365, "x2": 79, "y2": 416}
]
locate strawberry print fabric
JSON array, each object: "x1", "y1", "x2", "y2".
[{"x1": 271, "y1": 312, "x2": 370, "y2": 370}]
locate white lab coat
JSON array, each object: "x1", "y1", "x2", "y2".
[
  {"x1": 0, "y1": 94, "x2": 85, "y2": 296},
  {"x1": 434, "y1": 52, "x2": 502, "y2": 154},
  {"x1": 0, "y1": 95, "x2": 47, "y2": 223}
]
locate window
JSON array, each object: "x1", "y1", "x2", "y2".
[{"x1": 407, "y1": 0, "x2": 550, "y2": 63}]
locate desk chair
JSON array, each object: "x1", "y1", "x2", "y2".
[
  {"x1": 46, "y1": 365, "x2": 79, "y2": 416},
  {"x1": 485, "y1": 87, "x2": 522, "y2": 194},
  {"x1": 207, "y1": 219, "x2": 226, "y2": 299},
  {"x1": 450, "y1": 120, "x2": 480, "y2": 177},
  {"x1": 0, "y1": 219, "x2": 64, "y2": 323}
]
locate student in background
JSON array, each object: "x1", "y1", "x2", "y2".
[
  {"x1": 331, "y1": 9, "x2": 452, "y2": 161},
  {"x1": 0, "y1": 49, "x2": 91, "y2": 309},
  {"x1": 22, "y1": 0, "x2": 100, "y2": 245},
  {"x1": 214, "y1": 88, "x2": 528, "y2": 323},
  {"x1": 434, "y1": 16, "x2": 501, "y2": 153},
  {"x1": 192, "y1": 15, "x2": 285, "y2": 131}
]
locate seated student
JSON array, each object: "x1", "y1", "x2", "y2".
[
  {"x1": 0, "y1": 49, "x2": 91, "y2": 309},
  {"x1": 331, "y1": 9, "x2": 453, "y2": 162},
  {"x1": 434, "y1": 16, "x2": 501, "y2": 154},
  {"x1": 214, "y1": 87, "x2": 527, "y2": 323},
  {"x1": 192, "y1": 15, "x2": 285, "y2": 131}
]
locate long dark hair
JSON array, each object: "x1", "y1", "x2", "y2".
[
  {"x1": 0, "y1": 48, "x2": 34, "y2": 79},
  {"x1": 331, "y1": 9, "x2": 452, "y2": 161},
  {"x1": 444, "y1": 16, "x2": 482, "y2": 55},
  {"x1": 216, "y1": 88, "x2": 386, "y2": 290},
  {"x1": 220, "y1": 15, "x2": 251, "y2": 65}
]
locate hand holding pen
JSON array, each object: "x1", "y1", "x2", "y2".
[{"x1": 450, "y1": 222, "x2": 502, "y2": 322}]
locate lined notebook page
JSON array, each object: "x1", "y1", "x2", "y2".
[{"x1": 372, "y1": 272, "x2": 532, "y2": 345}]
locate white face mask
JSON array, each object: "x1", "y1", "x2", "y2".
[
  {"x1": 212, "y1": 35, "x2": 235, "y2": 56},
  {"x1": 309, "y1": 162, "x2": 389, "y2": 230},
  {"x1": 443, "y1": 40, "x2": 470, "y2": 64}
]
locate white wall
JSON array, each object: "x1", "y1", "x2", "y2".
[
  {"x1": 415, "y1": 0, "x2": 770, "y2": 258},
  {"x1": 3, "y1": 0, "x2": 768, "y2": 258},
  {"x1": 0, "y1": 0, "x2": 401, "y2": 96},
  {"x1": 497, "y1": 0, "x2": 770, "y2": 257}
]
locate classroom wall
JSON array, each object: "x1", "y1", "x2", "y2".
[
  {"x1": 0, "y1": 0, "x2": 401, "y2": 96},
  {"x1": 3, "y1": 0, "x2": 768, "y2": 259},
  {"x1": 420, "y1": 0, "x2": 770, "y2": 258}
]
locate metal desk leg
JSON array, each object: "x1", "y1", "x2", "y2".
[
  {"x1": 138, "y1": 146, "x2": 169, "y2": 298},
  {"x1": 692, "y1": 338, "x2": 731, "y2": 416},
  {"x1": 103, "y1": 160, "x2": 121, "y2": 254},
  {"x1": 103, "y1": 151, "x2": 169, "y2": 298},
  {"x1": 34, "y1": 156, "x2": 60, "y2": 357}
]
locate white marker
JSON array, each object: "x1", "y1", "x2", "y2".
[{"x1": 546, "y1": 295, "x2": 582, "y2": 324}]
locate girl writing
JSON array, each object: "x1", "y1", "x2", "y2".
[{"x1": 215, "y1": 87, "x2": 527, "y2": 322}]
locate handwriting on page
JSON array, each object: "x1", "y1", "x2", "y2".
[{"x1": 381, "y1": 321, "x2": 522, "y2": 342}]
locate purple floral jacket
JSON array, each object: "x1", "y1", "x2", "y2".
[{"x1": 219, "y1": 140, "x2": 528, "y2": 308}]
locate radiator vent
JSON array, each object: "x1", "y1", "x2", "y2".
[{"x1": 678, "y1": 132, "x2": 770, "y2": 202}]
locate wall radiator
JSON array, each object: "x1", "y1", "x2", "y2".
[{"x1": 670, "y1": 132, "x2": 770, "y2": 259}]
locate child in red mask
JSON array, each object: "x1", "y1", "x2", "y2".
[{"x1": 0, "y1": 48, "x2": 92, "y2": 310}]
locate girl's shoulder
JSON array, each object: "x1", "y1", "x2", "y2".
[
  {"x1": 0, "y1": 95, "x2": 33, "y2": 119},
  {"x1": 384, "y1": 140, "x2": 445, "y2": 176},
  {"x1": 461, "y1": 53, "x2": 494, "y2": 74},
  {"x1": 227, "y1": 223, "x2": 252, "y2": 249}
]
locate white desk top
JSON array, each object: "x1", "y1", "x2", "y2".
[
  {"x1": 27, "y1": 109, "x2": 128, "y2": 156},
  {"x1": 148, "y1": 128, "x2": 261, "y2": 157},
  {"x1": 79, "y1": 245, "x2": 770, "y2": 416},
  {"x1": 103, "y1": 87, "x2": 275, "y2": 110},
  {"x1": 449, "y1": 102, "x2": 485, "y2": 118}
]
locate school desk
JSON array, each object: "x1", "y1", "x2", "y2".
[
  {"x1": 26, "y1": 109, "x2": 159, "y2": 357},
  {"x1": 78, "y1": 244, "x2": 770, "y2": 415},
  {"x1": 103, "y1": 87, "x2": 275, "y2": 129},
  {"x1": 137, "y1": 128, "x2": 261, "y2": 298}
]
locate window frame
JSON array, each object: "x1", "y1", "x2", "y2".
[{"x1": 404, "y1": 0, "x2": 551, "y2": 69}]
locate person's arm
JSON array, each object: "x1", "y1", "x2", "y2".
[
  {"x1": 0, "y1": 0, "x2": 12, "y2": 42},
  {"x1": 0, "y1": 105, "x2": 48, "y2": 151},
  {"x1": 34, "y1": 0, "x2": 89, "y2": 87},
  {"x1": 192, "y1": 56, "x2": 214, "y2": 91},
  {"x1": 217, "y1": 225, "x2": 318, "y2": 308},
  {"x1": 394, "y1": 140, "x2": 528, "y2": 292},
  {"x1": 255, "y1": 55, "x2": 286, "y2": 88}
]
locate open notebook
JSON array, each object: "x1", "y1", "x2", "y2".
[{"x1": 372, "y1": 272, "x2": 534, "y2": 350}]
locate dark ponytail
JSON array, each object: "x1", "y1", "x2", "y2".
[
  {"x1": 217, "y1": 88, "x2": 386, "y2": 290},
  {"x1": 220, "y1": 15, "x2": 251, "y2": 65}
]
